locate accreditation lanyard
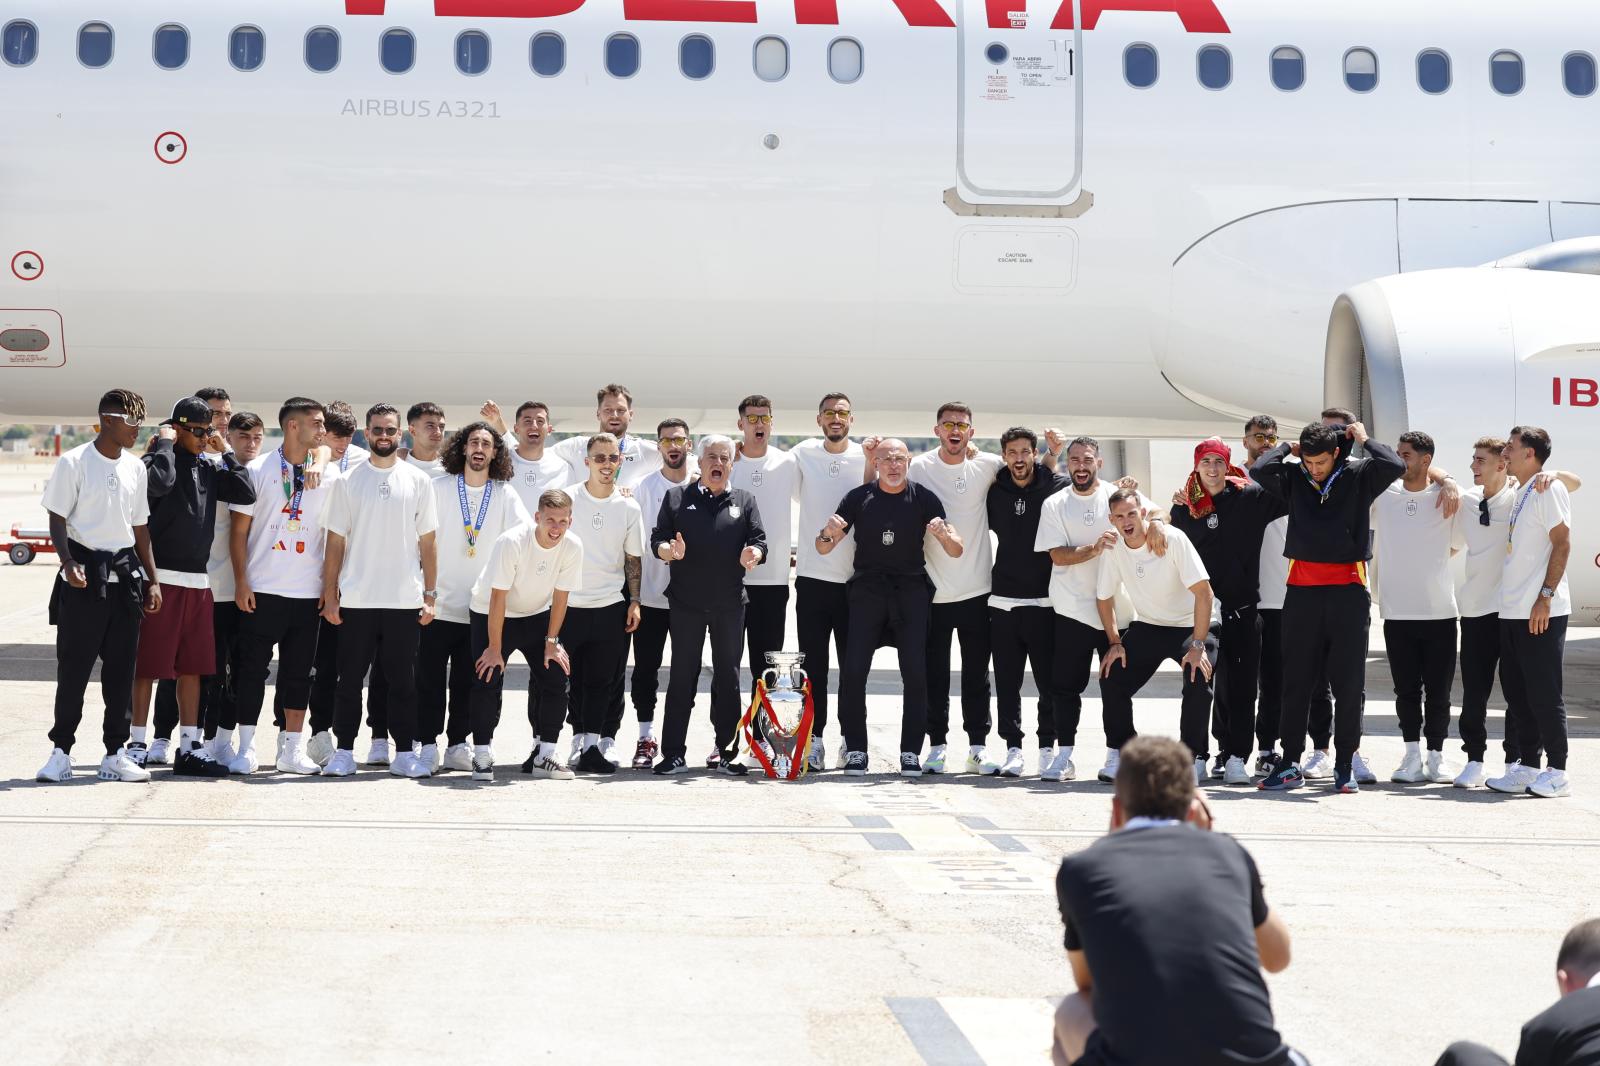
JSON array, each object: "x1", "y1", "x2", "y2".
[
  {"x1": 279, "y1": 449, "x2": 305, "y2": 531},
  {"x1": 1507, "y1": 481, "x2": 1537, "y2": 556},
  {"x1": 1302, "y1": 462, "x2": 1344, "y2": 504},
  {"x1": 339, "y1": 450, "x2": 350, "y2": 473},
  {"x1": 459, "y1": 475, "x2": 493, "y2": 557}
]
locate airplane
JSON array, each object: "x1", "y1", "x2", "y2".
[{"x1": 2, "y1": 0, "x2": 1599, "y2": 612}]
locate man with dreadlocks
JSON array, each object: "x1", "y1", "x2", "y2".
[{"x1": 1170, "y1": 438, "x2": 1287, "y2": 785}]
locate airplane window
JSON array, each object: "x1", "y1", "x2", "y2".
[
  {"x1": 1123, "y1": 43, "x2": 1157, "y2": 88},
  {"x1": 1197, "y1": 44, "x2": 1230, "y2": 89},
  {"x1": 606, "y1": 33, "x2": 640, "y2": 78},
  {"x1": 154, "y1": 24, "x2": 189, "y2": 70},
  {"x1": 78, "y1": 22, "x2": 114, "y2": 69},
  {"x1": 530, "y1": 32, "x2": 564, "y2": 77},
  {"x1": 1490, "y1": 50, "x2": 1523, "y2": 95},
  {"x1": 306, "y1": 27, "x2": 340, "y2": 72},
  {"x1": 3, "y1": 20, "x2": 37, "y2": 66},
  {"x1": 457, "y1": 30, "x2": 489, "y2": 75},
  {"x1": 1344, "y1": 48, "x2": 1377, "y2": 92},
  {"x1": 1416, "y1": 49, "x2": 1450, "y2": 94},
  {"x1": 230, "y1": 26, "x2": 265, "y2": 72},
  {"x1": 1270, "y1": 46, "x2": 1303, "y2": 91},
  {"x1": 1565, "y1": 52, "x2": 1598, "y2": 98},
  {"x1": 829, "y1": 38, "x2": 863, "y2": 84},
  {"x1": 680, "y1": 34, "x2": 713, "y2": 80},
  {"x1": 382, "y1": 28, "x2": 415, "y2": 74},
  {"x1": 754, "y1": 36, "x2": 788, "y2": 82}
]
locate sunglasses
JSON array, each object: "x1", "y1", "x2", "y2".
[
  {"x1": 591, "y1": 454, "x2": 622, "y2": 465},
  {"x1": 1249, "y1": 433, "x2": 1280, "y2": 445},
  {"x1": 940, "y1": 421, "x2": 972, "y2": 433},
  {"x1": 1479, "y1": 497, "x2": 1491, "y2": 527},
  {"x1": 819, "y1": 408, "x2": 851, "y2": 419},
  {"x1": 367, "y1": 426, "x2": 402, "y2": 437},
  {"x1": 659, "y1": 436, "x2": 690, "y2": 447},
  {"x1": 180, "y1": 424, "x2": 210, "y2": 437},
  {"x1": 99, "y1": 412, "x2": 143, "y2": 428},
  {"x1": 744, "y1": 414, "x2": 773, "y2": 425}
]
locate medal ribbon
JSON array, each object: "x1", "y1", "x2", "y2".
[
  {"x1": 1301, "y1": 461, "x2": 1344, "y2": 505},
  {"x1": 1507, "y1": 480, "x2": 1537, "y2": 548},
  {"x1": 459, "y1": 475, "x2": 493, "y2": 552},
  {"x1": 279, "y1": 448, "x2": 304, "y2": 524}
]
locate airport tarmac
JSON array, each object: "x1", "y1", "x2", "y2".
[{"x1": 2, "y1": 456, "x2": 1599, "y2": 1065}]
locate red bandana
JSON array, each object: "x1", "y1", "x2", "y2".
[{"x1": 1183, "y1": 437, "x2": 1250, "y2": 519}]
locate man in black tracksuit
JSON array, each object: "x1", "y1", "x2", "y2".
[
  {"x1": 985, "y1": 428, "x2": 1068, "y2": 775},
  {"x1": 1253, "y1": 420, "x2": 1403, "y2": 794},
  {"x1": 1170, "y1": 437, "x2": 1286, "y2": 783}
]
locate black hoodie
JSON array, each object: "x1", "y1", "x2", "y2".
[
  {"x1": 1248, "y1": 438, "x2": 1403, "y2": 564},
  {"x1": 143, "y1": 439, "x2": 256, "y2": 576},
  {"x1": 986, "y1": 463, "x2": 1069, "y2": 599}
]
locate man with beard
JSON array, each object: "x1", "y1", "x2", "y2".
[
  {"x1": 623, "y1": 418, "x2": 695, "y2": 768},
  {"x1": 551, "y1": 384, "x2": 662, "y2": 491},
  {"x1": 479, "y1": 399, "x2": 570, "y2": 515},
  {"x1": 319, "y1": 404, "x2": 440, "y2": 779},
  {"x1": 399, "y1": 401, "x2": 447, "y2": 476},
  {"x1": 791, "y1": 393, "x2": 865, "y2": 771},
  {"x1": 419, "y1": 423, "x2": 529, "y2": 773},
  {"x1": 730, "y1": 395, "x2": 798, "y2": 719}
]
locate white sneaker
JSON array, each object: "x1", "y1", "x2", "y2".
[
  {"x1": 998, "y1": 747, "x2": 1024, "y2": 778},
  {"x1": 807, "y1": 738, "x2": 825, "y2": 773},
  {"x1": 1193, "y1": 756, "x2": 1208, "y2": 785},
  {"x1": 420, "y1": 743, "x2": 442, "y2": 774},
  {"x1": 1038, "y1": 747, "x2": 1055, "y2": 776},
  {"x1": 305, "y1": 730, "x2": 334, "y2": 768},
  {"x1": 36, "y1": 748, "x2": 73, "y2": 782},
  {"x1": 209, "y1": 730, "x2": 238, "y2": 766},
  {"x1": 599, "y1": 737, "x2": 620, "y2": 765},
  {"x1": 322, "y1": 750, "x2": 358, "y2": 777},
  {"x1": 1453, "y1": 761, "x2": 1487, "y2": 789},
  {"x1": 1097, "y1": 748, "x2": 1119, "y2": 783},
  {"x1": 1041, "y1": 749, "x2": 1076, "y2": 782},
  {"x1": 390, "y1": 751, "x2": 431, "y2": 779},
  {"x1": 1302, "y1": 751, "x2": 1334, "y2": 780},
  {"x1": 98, "y1": 752, "x2": 151, "y2": 782},
  {"x1": 227, "y1": 744, "x2": 260, "y2": 776},
  {"x1": 1486, "y1": 762, "x2": 1539, "y2": 794},
  {"x1": 444, "y1": 743, "x2": 474, "y2": 772},
  {"x1": 365, "y1": 738, "x2": 392, "y2": 767},
  {"x1": 471, "y1": 752, "x2": 494, "y2": 782},
  {"x1": 1528, "y1": 769, "x2": 1571, "y2": 798},
  {"x1": 966, "y1": 746, "x2": 994, "y2": 775},
  {"x1": 837, "y1": 739, "x2": 849, "y2": 768},
  {"x1": 1223, "y1": 756, "x2": 1251, "y2": 785},
  {"x1": 527, "y1": 753, "x2": 575, "y2": 780},
  {"x1": 275, "y1": 735, "x2": 319, "y2": 775},
  {"x1": 923, "y1": 744, "x2": 948, "y2": 774},
  {"x1": 1424, "y1": 749, "x2": 1453, "y2": 783},
  {"x1": 147, "y1": 738, "x2": 171, "y2": 766},
  {"x1": 1351, "y1": 752, "x2": 1377, "y2": 784},
  {"x1": 1391, "y1": 751, "x2": 1425, "y2": 783}
]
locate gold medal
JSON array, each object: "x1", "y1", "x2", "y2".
[
  {"x1": 467, "y1": 545, "x2": 476, "y2": 558},
  {"x1": 286, "y1": 520, "x2": 301, "y2": 532}
]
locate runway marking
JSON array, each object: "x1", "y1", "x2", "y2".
[
  {"x1": 886, "y1": 997, "x2": 985, "y2": 1066},
  {"x1": 887, "y1": 856, "x2": 1056, "y2": 895},
  {"x1": 847, "y1": 814, "x2": 913, "y2": 851}
]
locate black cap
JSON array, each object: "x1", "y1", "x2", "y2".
[{"x1": 162, "y1": 396, "x2": 214, "y2": 428}]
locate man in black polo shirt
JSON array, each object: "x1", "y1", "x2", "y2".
[
  {"x1": 819, "y1": 438, "x2": 963, "y2": 778},
  {"x1": 1053, "y1": 736, "x2": 1301, "y2": 1066},
  {"x1": 1171, "y1": 437, "x2": 1286, "y2": 785},
  {"x1": 651, "y1": 435, "x2": 768, "y2": 776}
]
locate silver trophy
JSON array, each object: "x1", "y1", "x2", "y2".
[{"x1": 759, "y1": 651, "x2": 811, "y2": 778}]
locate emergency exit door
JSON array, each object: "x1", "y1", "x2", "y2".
[{"x1": 956, "y1": 0, "x2": 1083, "y2": 205}]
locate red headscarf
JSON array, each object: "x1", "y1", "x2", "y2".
[{"x1": 1183, "y1": 437, "x2": 1250, "y2": 519}]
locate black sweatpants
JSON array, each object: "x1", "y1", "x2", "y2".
[
  {"x1": 1210, "y1": 605, "x2": 1261, "y2": 759},
  {"x1": 234, "y1": 593, "x2": 320, "y2": 728},
  {"x1": 154, "y1": 600, "x2": 243, "y2": 740},
  {"x1": 1097, "y1": 621, "x2": 1217, "y2": 760},
  {"x1": 417, "y1": 618, "x2": 473, "y2": 748},
  {"x1": 925, "y1": 593, "x2": 992, "y2": 747},
  {"x1": 50, "y1": 580, "x2": 142, "y2": 756},
  {"x1": 1384, "y1": 618, "x2": 1457, "y2": 749},
  {"x1": 307, "y1": 618, "x2": 389, "y2": 739},
  {"x1": 1049, "y1": 614, "x2": 1108, "y2": 748},
  {"x1": 1277, "y1": 583, "x2": 1369, "y2": 773},
  {"x1": 795, "y1": 576, "x2": 849, "y2": 736},
  {"x1": 1255, "y1": 609, "x2": 1335, "y2": 753},
  {"x1": 563, "y1": 602, "x2": 630, "y2": 737},
  {"x1": 989, "y1": 604, "x2": 1055, "y2": 749},
  {"x1": 333, "y1": 608, "x2": 420, "y2": 752},
  {"x1": 743, "y1": 583, "x2": 790, "y2": 699},
  {"x1": 1498, "y1": 615, "x2": 1568, "y2": 771},
  {"x1": 661, "y1": 601, "x2": 745, "y2": 762},
  {"x1": 837, "y1": 575, "x2": 932, "y2": 756},
  {"x1": 1458, "y1": 612, "x2": 1537, "y2": 765},
  {"x1": 628, "y1": 605, "x2": 672, "y2": 725},
  {"x1": 468, "y1": 609, "x2": 567, "y2": 745}
]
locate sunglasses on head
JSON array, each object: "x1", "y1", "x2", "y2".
[
  {"x1": 99, "y1": 412, "x2": 143, "y2": 428},
  {"x1": 744, "y1": 414, "x2": 773, "y2": 425},
  {"x1": 940, "y1": 421, "x2": 972, "y2": 433}
]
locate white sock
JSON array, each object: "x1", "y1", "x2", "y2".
[
  {"x1": 131, "y1": 725, "x2": 148, "y2": 744},
  {"x1": 970, "y1": 744, "x2": 985, "y2": 756},
  {"x1": 639, "y1": 721, "x2": 655, "y2": 741},
  {"x1": 1405, "y1": 740, "x2": 1421, "y2": 758},
  {"x1": 583, "y1": 732, "x2": 599, "y2": 750},
  {"x1": 474, "y1": 744, "x2": 491, "y2": 758},
  {"x1": 1061, "y1": 745, "x2": 1073, "y2": 761},
  {"x1": 283, "y1": 731, "x2": 303, "y2": 753},
  {"x1": 213, "y1": 727, "x2": 234, "y2": 748},
  {"x1": 539, "y1": 740, "x2": 557, "y2": 759},
  {"x1": 180, "y1": 726, "x2": 200, "y2": 749},
  {"x1": 237, "y1": 725, "x2": 256, "y2": 751}
]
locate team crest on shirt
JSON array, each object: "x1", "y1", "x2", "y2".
[
  {"x1": 1135, "y1": 564, "x2": 1145, "y2": 578},
  {"x1": 1083, "y1": 508, "x2": 1097, "y2": 525},
  {"x1": 1014, "y1": 499, "x2": 1026, "y2": 516},
  {"x1": 1405, "y1": 499, "x2": 1418, "y2": 517},
  {"x1": 379, "y1": 481, "x2": 392, "y2": 500},
  {"x1": 730, "y1": 505, "x2": 741, "y2": 518},
  {"x1": 882, "y1": 529, "x2": 895, "y2": 546},
  {"x1": 1206, "y1": 514, "x2": 1219, "y2": 529},
  {"x1": 828, "y1": 461, "x2": 841, "y2": 478},
  {"x1": 106, "y1": 474, "x2": 120, "y2": 492},
  {"x1": 955, "y1": 476, "x2": 968, "y2": 494},
  {"x1": 592, "y1": 513, "x2": 604, "y2": 530},
  {"x1": 536, "y1": 560, "x2": 549, "y2": 574},
  {"x1": 750, "y1": 470, "x2": 763, "y2": 488},
  {"x1": 524, "y1": 470, "x2": 538, "y2": 486}
]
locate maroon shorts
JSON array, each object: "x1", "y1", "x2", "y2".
[{"x1": 136, "y1": 582, "x2": 216, "y2": 680}]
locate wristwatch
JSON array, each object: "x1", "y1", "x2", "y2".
[
  {"x1": 1540, "y1": 586, "x2": 1555, "y2": 599},
  {"x1": 1184, "y1": 637, "x2": 1207, "y2": 651},
  {"x1": 545, "y1": 635, "x2": 562, "y2": 645},
  {"x1": 422, "y1": 588, "x2": 438, "y2": 599}
]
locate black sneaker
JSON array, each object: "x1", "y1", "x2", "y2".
[
  {"x1": 126, "y1": 741, "x2": 150, "y2": 767},
  {"x1": 653, "y1": 755, "x2": 689, "y2": 776},
  {"x1": 899, "y1": 753, "x2": 923, "y2": 778},
  {"x1": 1254, "y1": 750, "x2": 1278, "y2": 776},
  {"x1": 716, "y1": 758, "x2": 750, "y2": 777},
  {"x1": 173, "y1": 748, "x2": 229, "y2": 778},
  {"x1": 843, "y1": 751, "x2": 868, "y2": 777},
  {"x1": 1210, "y1": 752, "x2": 1227, "y2": 779},
  {"x1": 576, "y1": 745, "x2": 617, "y2": 775}
]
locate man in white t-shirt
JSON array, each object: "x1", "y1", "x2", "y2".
[
  {"x1": 324, "y1": 400, "x2": 370, "y2": 476},
  {"x1": 550, "y1": 383, "x2": 662, "y2": 491},
  {"x1": 228, "y1": 397, "x2": 335, "y2": 776},
  {"x1": 1033, "y1": 437, "x2": 1162, "y2": 783},
  {"x1": 730, "y1": 394, "x2": 799, "y2": 710},
  {"x1": 419, "y1": 422, "x2": 529, "y2": 774},
  {"x1": 1371, "y1": 431, "x2": 1465, "y2": 785},
  {"x1": 622, "y1": 418, "x2": 695, "y2": 768},
  {"x1": 470, "y1": 489, "x2": 583, "y2": 780},
  {"x1": 35, "y1": 389, "x2": 162, "y2": 784},
  {"x1": 1489, "y1": 426, "x2": 1575, "y2": 799},
  {"x1": 480, "y1": 399, "x2": 570, "y2": 515},
  {"x1": 399, "y1": 400, "x2": 447, "y2": 476},
  {"x1": 1095, "y1": 489, "x2": 1217, "y2": 784},
  {"x1": 559, "y1": 432, "x2": 644, "y2": 774},
  {"x1": 792, "y1": 393, "x2": 866, "y2": 771},
  {"x1": 319, "y1": 403, "x2": 440, "y2": 779}
]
